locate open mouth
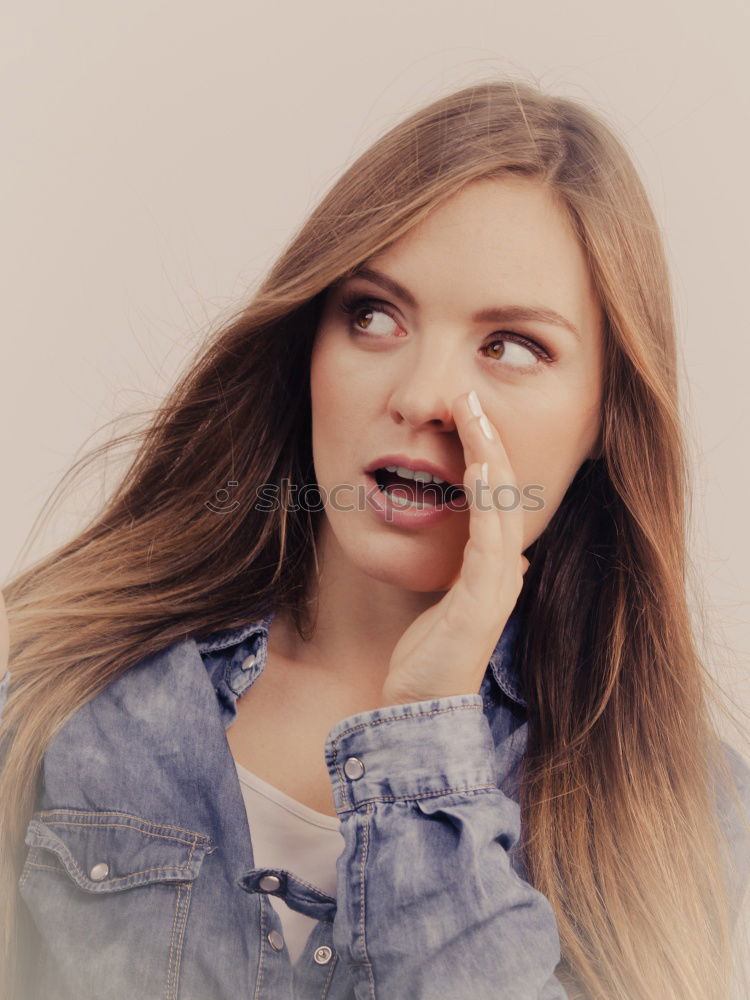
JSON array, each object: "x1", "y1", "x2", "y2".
[{"x1": 371, "y1": 467, "x2": 466, "y2": 508}]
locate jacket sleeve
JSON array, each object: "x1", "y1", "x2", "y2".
[{"x1": 323, "y1": 692, "x2": 567, "y2": 1000}]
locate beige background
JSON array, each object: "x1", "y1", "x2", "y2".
[{"x1": 2, "y1": 7, "x2": 749, "y2": 751}]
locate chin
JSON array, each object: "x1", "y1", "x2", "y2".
[
  {"x1": 352, "y1": 551, "x2": 458, "y2": 594},
  {"x1": 320, "y1": 516, "x2": 465, "y2": 592}
]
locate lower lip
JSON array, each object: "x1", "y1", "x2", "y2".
[{"x1": 364, "y1": 471, "x2": 467, "y2": 528}]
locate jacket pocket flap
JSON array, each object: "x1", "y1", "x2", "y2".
[{"x1": 23, "y1": 808, "x2": 214, "y2": 893}]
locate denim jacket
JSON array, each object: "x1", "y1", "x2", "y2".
[{"x1": 3, "y1": 610, "x2": 750, "y2": 1000}]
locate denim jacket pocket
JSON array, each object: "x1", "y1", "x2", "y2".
[{"x1": 18, "y1": 808, "x2": 214, "y2": 1000}]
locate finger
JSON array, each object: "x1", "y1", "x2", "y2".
[
  {"x1": 445, "y1": 460, "x2": 506, "y2": 621},
  {"x1": 451, "y1": 390, "x2": 484, "y2": 472},
  {"x1": 452, "y1": 389, "x2": 524, "y2": 560}
]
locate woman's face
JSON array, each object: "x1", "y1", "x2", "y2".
[{"x1": 309, "y1": 176, "x2": 604, "y2": 593}]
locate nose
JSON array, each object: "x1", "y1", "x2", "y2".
[{"x1": 386, "y1": 343, "x2": 462, "y2": 432}]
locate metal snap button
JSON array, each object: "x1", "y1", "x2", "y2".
[
  {"x1": 313, "y1": 945, "x2": 333, "y2": 965},
  {"x1": 344, "y1": 756, "x2": 365, "y2": 780},
  {"x1": 259, "y1": 874, "x2": 281, "y2": 892},
  {"x1": 89, "y1": 861, "x2": 109, "y2": 881},
  {"x1": 268, "y1": 929, "x2": 284, "y2": 951}
]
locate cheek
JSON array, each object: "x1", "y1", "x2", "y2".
[
  {"x1": 491, "y1": 395, "x2": 599, "y2": 522},
  {"x1": 311, "y1": 325, "x2": 358, "y2": 399},
  {"x1": 310, "y1": 338, "x2": 349, "y2": 430},
  {"x1": 309, "y1": 337, "x2": 374, "y2": 476},
  {"x1": 310, "y1": 333, "x2": 386, "y2": 429}
]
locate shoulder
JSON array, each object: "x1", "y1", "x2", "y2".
[
  {"x1": 714, "y1": 740, "x2": 750, "y2": 926},
  {"x1": 0, "y1": 668, "x2": 9, "y2": 715},
  {"x1": 715, "y1": 740, "x2": 750, "y2": 822}
]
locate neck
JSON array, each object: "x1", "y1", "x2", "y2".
[{"x1": 267, "y1": 524, "x2": 446, "y2": 694}]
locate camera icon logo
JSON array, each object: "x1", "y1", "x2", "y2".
[{"x1": 205, "y1": 481, "x2": 240, "y2": 514}]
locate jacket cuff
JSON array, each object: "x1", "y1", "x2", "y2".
[{"x1": 323, "y1": 694, "x2": 498, "y2": 814}]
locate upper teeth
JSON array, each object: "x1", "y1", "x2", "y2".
[{"x1": 384, "y1": 465, "x2": 446, "y2": 485}]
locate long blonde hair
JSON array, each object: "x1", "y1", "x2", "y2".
[{"x1": 2, "y1": 77, "x2": 749, "y2": 999}]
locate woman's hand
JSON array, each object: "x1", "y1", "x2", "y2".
[
  {"x1": 381, "y1": 389, "x2": 529, "y2": 707},
  {"x1": 0, "y1": 591, "x2": 8, "y2": 683}
]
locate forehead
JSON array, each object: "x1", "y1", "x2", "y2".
[{"x1": 363, "y1": 177, "x2": 602, "y2": 338}]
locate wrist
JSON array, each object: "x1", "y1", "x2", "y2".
[
  {"x1": 380, "y1": 682, "x2": 477, "y2": 708},
  {"x1": 380, "y1": 684, "x2": 424, "y2": 708}
]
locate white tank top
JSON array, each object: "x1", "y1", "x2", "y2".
[{"x1": 233, "y1": 759, "x2": 345, "y2": 965}]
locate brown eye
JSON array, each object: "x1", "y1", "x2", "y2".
[
  {"x1": 353, "y1": 306, "x2": 395, "y2": 334},
  {"x1": 485, "y1": 341, "x2": 505, "y2": 360},
  {"x1": 339, "y1": 294, "x2": 402, "y2": 337},
  {"x1": 480, "y1": 334, "x2": 549, "y2": 372}
]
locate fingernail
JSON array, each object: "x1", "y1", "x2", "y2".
[
  {"x1": 479, "y1": 414, "x2": 494, "y2": 441},
  {"x1": 481, "y1": 461, "x2": 489, "y2": 485},
  {"x1": 467, "y1": 389, "x2": 483, "y2": 417}
]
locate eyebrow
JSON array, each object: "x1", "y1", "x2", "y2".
[{"x1": 343, "y1": 264, "x2": 582, "y2": 343}]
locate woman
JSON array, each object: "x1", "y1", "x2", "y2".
[{"x1": 1, "y1": 78, "x2": 749, "y2": 1000}]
